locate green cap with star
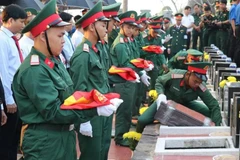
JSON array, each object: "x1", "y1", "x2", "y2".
[
  {"x1": 148, "y1": 21, "x2": 161, "y2": 32},
  {"x1": 119, "y1": 10, "x2": 137, "y2": 26},
  {"x1": 163, "y1": 17, "x2": 171, "y2": 24},
  {"x1": 22, "y1": 0, "x2": 70, "y2": 37},
  {"x1": 103, "y1": 2, "x2": 121, "y2": 22},
  {"x1": 187, "y1": 49, "x2": 203, "y2": 56},
  {"x1": 175, "y1": 13, "x2": 183, "y2": 20},
  {"x1": 25, "y1": 8, "x2": 38, "y2": 16},
  {"x1": 139, "y1": 12, "x2": 150, "y2": 23},
  {"x1": 76, "y1": 1, "x2": 109, "y2": 29}
]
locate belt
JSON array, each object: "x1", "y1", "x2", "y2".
[{"x1": 27, "y1": 123, "x2": 75, "y2": 132}]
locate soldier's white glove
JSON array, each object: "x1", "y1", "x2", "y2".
[
  {"x1": 156, "y1": 94, "x2": 167, "y2": 110},
  {"x1": 79, "y1": 121, "x2": 93, "y2": 137},
  {"x1": 144, "y1": 64, "x2": 154, "y2": 72},
  {"x1": 110, "y1": 98, "x2": 123, "y2": 109},
  {"x1": 129, "y1": 73, "x2": 140, "y2": 83},
  {"x1": 164, "y1": 34, "x2": 172, "y2": 43},
  {"x1": 161, "y1": 46, "x2": 166, "y2": 51},
  {"x1": 140, "y1": 70, "x2": 151, "y2": 86},
  {"x1": 97, "y1": 104, "x2": 116, "y2": 116}
]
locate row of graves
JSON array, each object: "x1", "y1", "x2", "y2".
[{"x1": 132, "y1": 45, "x2": 240, "y2": 160}]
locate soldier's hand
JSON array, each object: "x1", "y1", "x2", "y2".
[
  {"x1": 162, "y1": 65, "x2": 169, "y2": 73},
  {"x1": 156, "y1": 94, "x2": 167, "y2": 110},
  {"x1": 79, "y1": 121, "x2": 93, "y2": 137},
  {"x1": 1, "y1": 110, "x2": 7, "y2": 126},
  {"x1": 140, "y1": 71, "x2": 151, "y2": 86},
  {"x1": 97, "y1": 104, "x2": 116, "y2": 116},
  {"x1": 6, "y1": 103, "x2": 17, "y2": 114},
  {"x1": 130, "y1": 73, "x2": 140, "y2": 83},
  {"x1": 110, "y1": 98, "x2": 123, "y2": 109}
]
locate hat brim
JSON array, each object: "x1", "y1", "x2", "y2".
[
  {"x1": 55, "y1": 21, "x2": 71, "y2": 27},
  {"x1": 143, "y1": 20, "x2": 150, "y2": 24},
  {"x1": 98, "y1": 16, "x2": 110, "y2": 22},
  {"x1": 194, "y1": 73, "x2": 207, "y2": 82},
  {"x1": 137, "y1": 24, "x2": 143, "y2": 29},
  {"x1": 153, "y1": 28, "x2": 161, "y2": 32},
  {"x1": 123, "y1": 21, "x2": 137, "y2": 26},
  {"x1": 113, "y1": 16, "x2": 120, "y2": 22}
]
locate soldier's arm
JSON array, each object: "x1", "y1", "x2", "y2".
[
  {"x1": 16, "y1": 67, "x2": 97, "y2": 124},
  {"x1": 114, "y1": 43, "x2": 135, "y2": 68},
  {"x1": 198, "y1": 85, "x2": 222, "y2": 126},
  {"x1": 70, "y1": 52, "x2": 90, "y2": 91},
  {"x1": 155, "y1": 70, "x2": 173, "y2": 94}
]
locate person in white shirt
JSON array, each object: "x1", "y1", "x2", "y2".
[
  {"x1": 59, "y1": 12, "x2": 75, "y2": 70},
  {"x1": 19, "y1": 8, "x2": 37, "y2": 59},
  {"x1": 72, "y1": 15, "x2": 84, "y2": 49},
  {"x1": 0, "y1": 4, "x2": 27, "y2": 160},
  {"x1": 182, "y1": 6, "x2": 194, "y2": 49}
]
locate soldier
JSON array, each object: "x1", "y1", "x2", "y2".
[
  {"x1": 110, "y1": 10, "x2": 151, "y2": 146},
  {"x1": 69, "y1": 2, "x2": 123, "y2": 160},
  {"x1": 139, "y1": 12, "x2": 150, "y2": 38},
  {"x1": 162, "y1": 17, "x2": 172, "y2": 60},
  {"x1": 216, "y1": 0, "x2": 230, "y2": 55},
  {"x1": 192, "y1": 4, "x2": 203, "y2": 51},
  {"x1": 142, "y1": 21, "x2": 168, "y2": 90},
  {"x1": 215, "y1": 0, "x2": 221, "y2": 16},
  {"x1": 127, "y1": 62, "x2": 222, "y2": 150},
  {"x1": 19, "y1": 8, "x2": 37, "y2": 59},
  {"x1": 12, "y1": 1, "x2": 118, "y2": 159},
  {"x1": 200, "y1": 6, "x2": 217, "y2": 47},
  {"x1": 168, "y1": 49, "x2": 203, "y2": 70},
  {"x1": 167, "y1": 13, "x2": 187, "y2": 59}
]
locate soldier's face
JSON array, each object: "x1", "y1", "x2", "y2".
[
  {"x1": 132, "y1": 27, "x2": 139, "y2": 37},
  {"x1": 204, "y1": 10, "x2": 211, "y2": 16},
  {"x1": 194, "y1": 6, "x2": 200, "y2": 13},
  {"x1": 188, "y1": 73, "x2": 203, "y2": 89},
  {"x1": 94, "y1": 21, "x2": 108, "y2": 39},
  {"x1": 47, "y1": 27, "x2": 65, "y2": 56},
  {"x1": 107, "y1": 18, "x2": 115, "y2": 33},
  {"x1": 220, "y1": 3, "x2": 226, "y2": 10},
  {"x1": 122, "y1": 24, "x2": 134, "y2": 37}
]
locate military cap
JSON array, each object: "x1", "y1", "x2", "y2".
[
  {"x1": 119, "y1": 10, "x2": 137, "y2": 26},
  {"x1": 22, "y1": 0, "x2": 70, "y2": 37},
  {"x1": 187, "y1": 49, "x2": 203, "y2": 56},
  {"x1": 103, "y1": 2, "x2": 121, "y2": 22},
  {"x1": 139, "y1": 12, "x2": 150, "y2": 23},
  {"x1": 25, "y1": 8, "x2": 38, "y2": 16},
  {"x1": 175, "y1": 13, "x2": 183, "y2": 20},
  {"x1": 76, "y1": 1, "x2": 109, "y2": 29},
  {"x1": 220, "y1": 0, "x2": 227, "y2": 4},
  {"x1": 135, "y1": 15, "x2": 143, "y2": 29},
  {"x1": 186, "y1": 62, "x2": 212, "y2": 81},
  {"x1": 148, "y1": 21, "x2": 161, "y2": 32},
  {"x1": 152, "y1": 15, "x2": 164, "y2": 23},
  {"x1": 163, "y1": 17, "x2": 171, "y2": 24}
]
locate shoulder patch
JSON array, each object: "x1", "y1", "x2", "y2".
[
  {"x1": 120, "y1": 37, "x2": 124, "y2": 43},
  {"x1": 199, "y1": 83, "x2": 207, "y2": 92},
  {"x1": 171, "y1": 74, "x2": 184, "y2": 79},
  {"x1": 30, "y1": 55, "x2": 40, "y2": 66},
  {"x1": 83, "y1": 43, "x2": 89, "y2": 52}
]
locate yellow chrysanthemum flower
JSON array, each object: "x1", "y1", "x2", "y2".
[
  {"x1": 227, "y1": 76, "x2": 237, "y2": 82},
  {"x1": 149, "y1": 90, "x2": 158, "y2": 100},
  {"x1": 123, "y1": 131, "x2": 142, "y2": 141},
  {"x1": 219, "y1": 79, "x2": 227, "y2": 88}
]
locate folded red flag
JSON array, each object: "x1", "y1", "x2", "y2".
[
  {"x1": 130, "y1": 58, "x2": 154, "y2": 69},
  {"x1": 108, "y1": 66, "x2": 136, "y2": 81},
  {"x1": 142, "y1": 45, "x2": 163, "y2": 54},
  {"x1": 60, "y1": 89, "x2": 120, "y2": 110}
]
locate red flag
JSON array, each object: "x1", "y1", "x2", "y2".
[
  {"x1": 130, "y1": 58, "x2": 154, "y2": 69},
  {"x1": 142, "y1": 45, "x2": 163, "y2": 54},
  {"x1": 108, "y1": 66, "x2": 136, "y2": 81},
  {"x1": 60, "y1": 89, "x2": 120, "y2": 110}
]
